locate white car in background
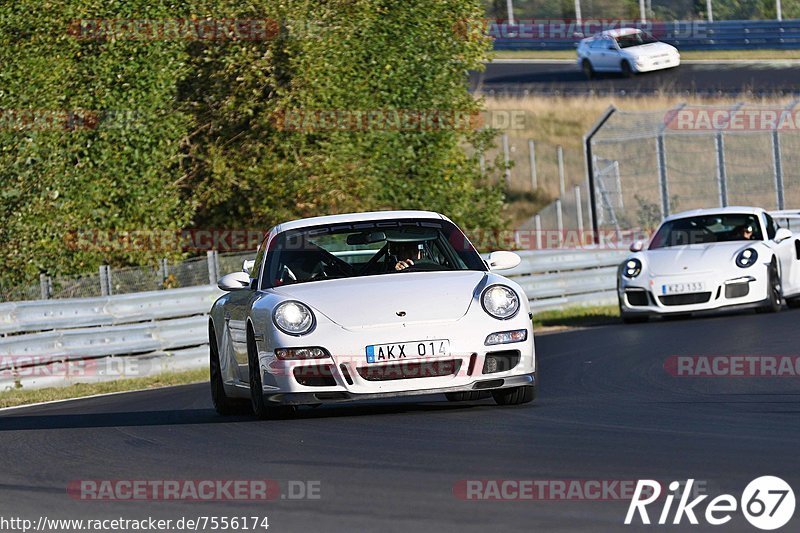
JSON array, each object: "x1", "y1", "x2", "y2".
[
  {"x1": 577, "y1": 28, "x2": 680, "y2": 78},
  {"x1": 618, "y1": 207, "x2": 800, "y2": 323},
  {"x1": 209, "y1": 211, "x2": 536, "y2": 418}
]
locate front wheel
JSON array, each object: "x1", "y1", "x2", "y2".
[
  {"x1": 621, "y1": 60, "x2": 634, "y2": 78},
  {"x1": 492, "y1": 385, "x2": 535, "y2": 406},
  {"x1": 248, "y1": 327, "x2": 295, "y2": 420},
  {"x1": 758, "y1": 260, "x2": 782, "y2": 313}
]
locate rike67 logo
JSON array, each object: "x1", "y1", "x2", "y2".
[{"x1": 625, "y1": 477, "x2": 795, "y2": 530}]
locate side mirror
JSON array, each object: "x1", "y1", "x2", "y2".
[
  {"x1": 486, "y1": 251, "x2": 521, "y2": 271},
  {"x1": 242, "y1": 259, "x2": 255, "y2": 275},
  {"x1": 218, "y1": 271, "x2": 251, "y2": 291},
  {"x1": 775, "y1": 228, "x2": 793, "y2": 243},
  {"x1": 630, "y1": 240, "x2": 644, "y2": 252}
]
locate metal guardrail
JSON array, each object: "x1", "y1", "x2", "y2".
[
  {"x1": 0, "y1": 249, "x2": 628, "y2": 390},
  {"x1": 493, "y1": 20, "x2": 800, "y2": 50}
]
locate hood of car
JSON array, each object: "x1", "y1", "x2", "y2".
[
  {"x1": 271, "y1": 271, "x2": 486, "y2": 329},
  {"x1": 624, "y1": 42, "x2": 677, "y2": 59},
  {"x1": 643, "y1": 242, "x2": 756, "y2": 275}
]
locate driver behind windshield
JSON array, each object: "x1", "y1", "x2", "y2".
[
  {"x1": 734, "y1": 223, "x2": 756, "y2": 240},
  {"x1": 389, "y1": 241, "x2": 424, "y2": 271}
]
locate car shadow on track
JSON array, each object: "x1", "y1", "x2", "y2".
[{"x1": 0, "y1": 399, "x2": 527, "y2": 430}]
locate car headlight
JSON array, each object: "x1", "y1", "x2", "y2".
[
  {"x1": 736, "y1": 248, "x2": 758, "y2": 268},
  {"x1": 273, "y1": 301, "x2": 315, "y2": 335},
  {"x1": 622, "y1": 258, "x2": 642, "y2": 279},
  {"x1": 481, "y1": 285, "x2": 520, "y2": 320}
]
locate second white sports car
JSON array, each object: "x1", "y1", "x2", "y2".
[
  {"x1": 577, "y1": 28, "x2": 680, "y2": 78},
  {"x1": 209, "y1": 210, "x2": 536, "y2": 418},
  {"x1": 618, "y1": 207, "x2": 800, "y2": 323}
]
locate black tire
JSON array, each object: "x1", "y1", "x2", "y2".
[
  {"x1": 582, "y1": 59, "x2": 594, "y2": 79},
  {"x1": 492, "y1": 385, "x2": 535, "y2": 406},
  {"x1": 247, "y1": 325, "x2": 294, "y2": 420},
  {"x1": 758, "y1": 260, "x2": 782, "y2": 314},
  {"x1": 209, "y1": 323, "x2": 250, "y2": 416},
  {"x1": 621, "y1": 60, "x2": 633, "y2": 78},
  {"x1": 445, "y1": 391, "x2": 486, "y2": 402}
]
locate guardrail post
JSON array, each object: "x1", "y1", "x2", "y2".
[
  {"x1": 575, "y1": 186, "x2": 584, "y2": 239},
  {"x1": 207, "y1": 251, "x2": 219, "y2": 285},
  {"x1": 528, "y1": 140, "x2": 537, "y2": 190},
  {"x1": 557, "y1": 145, "x2": 566, "y2": 197},
  {"x1": 502, "y1": 134, "x2": 511, "y2": 188},
  {"x1": 99, "y1": 265, "x2": 112, "y2": 297},
  {"x1": 39, "y1": 274, "x2": 51, "y2": 300}
]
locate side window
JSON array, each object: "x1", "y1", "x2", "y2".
[
  {"x1": 590, "y1": 39, "x2": 604, "y2": 50},
  {"x1": 763, "y1": 214, "x2": 777, "y2": 240}
]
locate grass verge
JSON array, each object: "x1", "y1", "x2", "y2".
[
  {"x1": 0, "y1": 367, "x2": 207, "y2": 409},
  {"x1": 533, "y1": 305, "x2": 620, "y2": 330},
  {"x1": 492, "y1": 49, "x2": 800, "y2": 61}
]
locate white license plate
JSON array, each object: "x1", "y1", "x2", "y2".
[
  {"x1": 366, "y1": 340, "x2": 450, "y2": 364},
  {"x1": 662, "y1": 282, "x2": 705, "y2": 295}
]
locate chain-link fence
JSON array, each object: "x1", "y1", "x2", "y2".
[
  {"x1": 1, "y1": 251, "x2": 256, "y2": 304},
  {"x1": 588, "y1": 102, "x2": 800, "y2": 234}
]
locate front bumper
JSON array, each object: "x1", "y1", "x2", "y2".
[
  {"x1": 619, "y1": 268, "x2": 768, "y2": 316},
  {"x1": 634, "y1": 56, "x2": 680, "y2": 73},
  {"x1": 252, "y1": 313, "x2": 536, "y2": 405},
  {"x1": 265, "y1": 373, "x2": 536, "y2": 405}
]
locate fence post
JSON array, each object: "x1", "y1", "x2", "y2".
[
  {"x1": 534, "y1": 215, "x2": 542, "y2": 249},
  {"x1": 584, "y1": 106, "x2": 617, "y2": 245},
  {"x1": 528, "y1": 140, "x2": 537, "y2": 190},
  {"x1": 715, "y1": 132, "x2": 728, "y2": 207},
  {"x1": 99, "y1": 265, "x2": 112, "y2": 297},
  {"x1": 772, "y1": 130, "x2": 785, "y2": 210},
  {"x1": 557, "y1": 145, "x2": 566, "y2": 197},
  {"x1": 39, "y1": 274, "x2": 51, "y2": 300},
  {"x1": 502, "y1": 134, "x2": 511, "y2": 188},
  {"x1": 556, "y1": 199, "x2": 564, "y2": 247},
  {"x1": 575, "y1": 186, "x2": 584, "y2": 240},
  {"x1": 207, "y1": 251, "x2": 219, "y2": 285},
  {"x1": 656, "y1": 133, "x2": 670, "y2": 217},
  {"x1": 159, "y1": 258, "x2": 169, "y2": 287}
]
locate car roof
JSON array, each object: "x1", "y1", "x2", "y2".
[
  {"x1": 598, "y1": 27, "x2": 642, "y2": 38},
  {"x1": 663, "y1": 206, "x2": 766, "y2": 223},
  {"x1": 275, "y1": 210, "x2": 448, "y2": 233}
]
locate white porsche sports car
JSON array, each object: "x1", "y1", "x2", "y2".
[
  {"x1": 618, "y1": 207, "x2": 800, "y2": 323},
  {"x1": 576, "y1": 28, "x2": 680, "y2": 78},
  {"x1": 209, "y1": 210, "x2": 536, "y2": 418}
]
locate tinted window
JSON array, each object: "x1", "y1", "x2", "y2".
[
  {"x1": 261, "y1": 219, "x2": 485, "y2": 288},
  {"x1": 649, "y1": 214, "x2": 763, "y2": 249}
]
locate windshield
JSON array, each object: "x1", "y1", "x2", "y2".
[
  {"x1": 615, "y1": 31, "x2": 658, "y2": 49},
  {"x1": 261, "y1": 218, "x2": 485, "y2": 288},
  {"x1": 649, "y1": 214, "x2": 763, "y2": 250}
]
